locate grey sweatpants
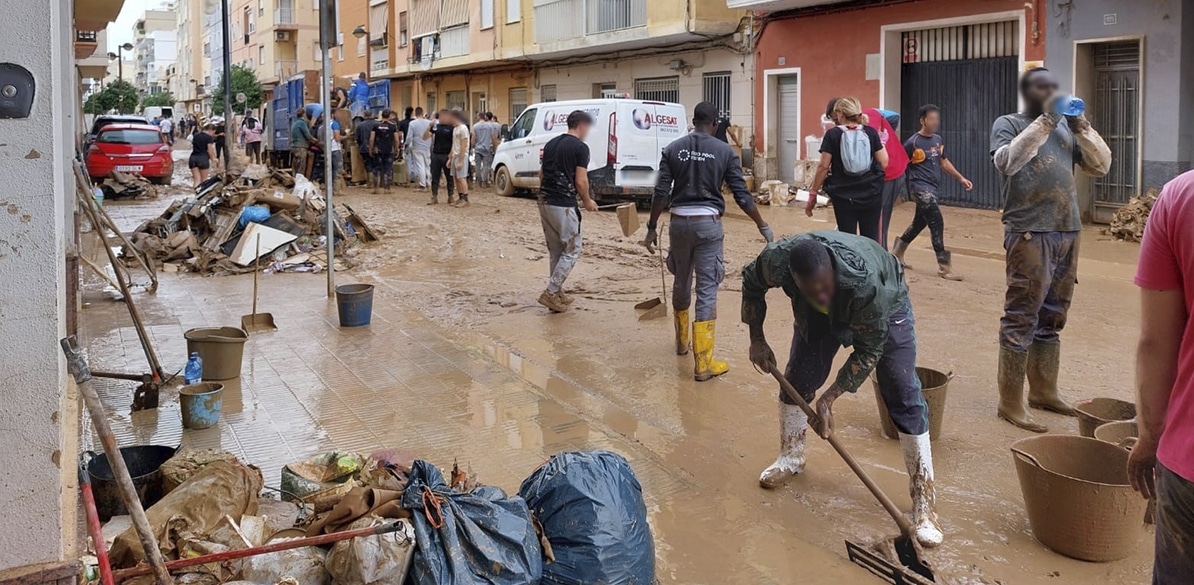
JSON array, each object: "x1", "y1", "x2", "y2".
[
  {"x1": 1000, "y1": 231, "x2": 1080, "y2": 352},
  {"x1": 475, "y1": 148, "x2": 495, "y2": 183},
  {"x1": 667, "y1": 215, "x2": 725, "y2": 322},
  {"x1": 781, "y1": 301, "x2": 928, "y2": 436},
  {"x1": 1155, "y1": 463, "x2": 1194, "y2": 584},
  {"x1": 539, "y1": 203, "x2": 582, "y2": 293}
]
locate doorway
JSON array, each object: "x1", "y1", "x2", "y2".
[
  {"x1": 776, "y1": 75, "x2": 800, "y2": 184},
  {"x1": 1086, "y1": 40, "x2": 1140, "y2": 223}
]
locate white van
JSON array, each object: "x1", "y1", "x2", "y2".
[
  {"x1": 492, "y1": 99, "x2": 687, "y2": 201},
  {"x1": 142, "y1": 106, "x2": 174, "y2": 120}
]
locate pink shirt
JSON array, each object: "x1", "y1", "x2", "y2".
[{"x1": 1134, "y1": 169, "x2": 1194, "y2": 482}]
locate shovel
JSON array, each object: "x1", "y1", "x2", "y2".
[
  {"x1": 241, "y1": 236, "x2": 277, "y2": 333},
  {"x1": 766, "y1": 365, "x2": 936, "y2": 585},
  {"x1": 595, "y1": 201, "x2": 640, "y2": 238},
  {"x1": 634, "y1": 221, "x2": 668, "y2": 321}
]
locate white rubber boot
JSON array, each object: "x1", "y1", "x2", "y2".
[
  {"x1": 899, "y1": 432, "x2": 944, "y2": 548},
  {"x1": 759, "y1": 403, "x2": 808, "y2": 489}
]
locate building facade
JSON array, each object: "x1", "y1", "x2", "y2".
[
  {"x1": 133, "y1": 7, "x2": 178, "y2": 93},
  {"x1": 174, "y1": 0, "x2": 212, "y2": 114},
  {"x1": 1045, "y1": 0, "x2": 1194, "y2": 222},
  {"x1": 748, "y1": 0, "x2": 1046, "y2": 213},
  {"x1": 228, "y1": 0, "x2": 323, "y2": 96}
]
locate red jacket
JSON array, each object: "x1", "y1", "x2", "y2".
[{"x1": 865, "y1": 108, "x2": 908, "y2": 181}]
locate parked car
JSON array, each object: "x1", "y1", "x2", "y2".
[
  {"x1": 85, "y1": 114, "x2": 151, "y2": 149},
  {"x1": 86, "y1": 124, "x2": 174, "y2": 185},
  {"x1": 491, "y1": 98, "x2": 687, "y2": 202}
]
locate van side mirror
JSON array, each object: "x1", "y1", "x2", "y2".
[{"x1": 501, "y1": 124, "x2": 510, "y2": 141}]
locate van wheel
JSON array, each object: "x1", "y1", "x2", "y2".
[{"x1": 494, "y1": 165, "x2": 515, "y2": 197}]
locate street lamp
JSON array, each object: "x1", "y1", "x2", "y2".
[
  {"x1": 352, "y1": 25, "x2": 367, "y2": 39},
  {"x1": 107, "y1": 42, "x2": 135, "y2": 83}
]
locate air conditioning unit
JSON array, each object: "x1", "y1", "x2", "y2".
[{"x1": 275, "y1": 30, "x2": 291, "y2": 41}]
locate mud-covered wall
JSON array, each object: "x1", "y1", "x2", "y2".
[
  {"x1": 1045, "y1": 0, "x2": 1191, "y2": 189},
  {"x1": 0, "y1": 0, "x2": 75, "y2": 570}
]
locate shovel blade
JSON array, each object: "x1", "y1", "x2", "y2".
[
  {"x1": 846, "y1": 538, "x2": 936, "y2": 585},
  {"x1": 634, "y1": 298, "x2": 662, "y2": 311},
  {"x1": 616, "y1": 203, "x2": 639, "y2": 238},
  {"x1": 241, "y1": 314, "x2": 278, "y2": 333}
]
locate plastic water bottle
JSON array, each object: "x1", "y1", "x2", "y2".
[
  {"x1": 185, "y1": 352, "x2": 203, "y2": 385},
  {"x1": 1054, "y1": 95, "x2": 1086, "y2": 117}
]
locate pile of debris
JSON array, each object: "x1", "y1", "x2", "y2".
[
  {"x1": 89, "y1": 448, "x2": 654, "y2": 585},
  {"x1": 101, "y1": 171, "x2": 157, "y2": 200},
  {"x1": 125, "y1": 165, "x2": 379, "y2": 275},
  {"x1": 1105, "y1": 187, "x2": 1159, "y2": 243}
]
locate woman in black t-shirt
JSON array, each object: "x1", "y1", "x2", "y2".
[
  {"x1": 805, "y1": 97, "x2": 889, "y2": 243},
  {"x1": 189, "y1": 123, "x2": 220, "y2": 185}
]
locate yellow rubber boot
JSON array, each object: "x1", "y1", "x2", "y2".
[
  {"x1": 674, "y1": 309, "x2": 691, "y2": 356},
  {"x1": 692, "y1": 320, "x2": 729, "y2": 381}
]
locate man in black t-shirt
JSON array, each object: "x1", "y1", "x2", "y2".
[
  {"x1": 354, "y1": 110, "x2": 379, "y2": 187},
  {"x1": 369, "y1": 109, "x2": 400, "y2": 193},
  {"x1": 536, "y1": 111, "x2": 597, "y2": 313},
  {"x1": 892, "y1": 104, "x2": 972, "y2": 281},
  {"x1": 423, "y1": 110, "x2": 458, "y2": 204},
  {"x1": 396, "y1": 107, "x2": 413, "y2": 161}
]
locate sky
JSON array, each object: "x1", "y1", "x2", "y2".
[{"x1": 106, "y1": 0, "x2": 162, "y2": 52}]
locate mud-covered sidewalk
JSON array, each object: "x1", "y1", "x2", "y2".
[{"x1": 83, "y1": 180, "x2": 1153, "y2": 584}]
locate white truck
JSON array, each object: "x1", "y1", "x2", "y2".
[{"x1": 492, "y1": 98, "x2": 687, "y2": 202}]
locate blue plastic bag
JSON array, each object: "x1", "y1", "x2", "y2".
[
  {"x1": 402, "y1": 460, "x2": 543, "y2": 585},
  {"x1": 238, "y1": 204, "x2": 270, "y2": 229},
  {"x1": 519, "y1": 451, "x2": 655, "y2": 585}
]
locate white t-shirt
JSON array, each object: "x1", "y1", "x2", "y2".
[
  {"x1": 159, "y1": 118, "x2": 173, "y2": 134},
  {"x1": 451, "y1": 124, "x2": 470, "y2": 158}
]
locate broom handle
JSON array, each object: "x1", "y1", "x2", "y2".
[
  {"x1": 767, "y1": 365, "x2": 916, "y2": 538},
  {"x1": 252, "y1": 235, "x2": 260, "y2": 317},
  {"x1": 658, "y1": 222, "x2": 667, "y2": 304}
]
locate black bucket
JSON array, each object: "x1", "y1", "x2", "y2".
[{"x1": 86, "y1": 445, "x2": 177, "y2": 521}]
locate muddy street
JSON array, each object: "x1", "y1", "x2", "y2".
[{"x1": 85, "y1": 179, "x2": 1153, "y2": 584}]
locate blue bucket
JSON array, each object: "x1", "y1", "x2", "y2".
[
  {"x1": 180, "y1": 382, "x2": 224, "y2": 429},
  {"x1": 336, "y1": 284, "x2": 375, "y2": 327}
]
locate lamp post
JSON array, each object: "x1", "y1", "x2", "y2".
[{"x1": 107, "y1": 42, "x2": 134, "y2": 83}]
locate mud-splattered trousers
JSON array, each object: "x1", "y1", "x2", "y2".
[
  {"x1": 1000, "y1": 231, "x2": 1079, "y2": 353},
  {"x1": 782, "y1": 300, "x2": 929, "y2": 435},
  {"x1": 900, "y1": 190, "x2": 949, "y2": 264},
  {"x1": 667, "y1": 215, "x2": 725, "y2": 322},
  {"x1": 430, "y1": 152, "x2": 455, "y2": 200},
  {"x1": 539, "y1": 202, "x2": 583, "y2": 294},
  {"x1": 1154, "y1": 463, "x2": 1194, "y2": 584}
]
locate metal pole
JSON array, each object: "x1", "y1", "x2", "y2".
[
  {"x1": 220, "y1": 0, "x2": 234, "y2": 169},
  {"x1": 320, "y1": 0, "x2": 336, "y2": 297}
]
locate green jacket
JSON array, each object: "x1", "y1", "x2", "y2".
[
  {"x1": 740, "y1": 230, "x2": 909, "y2": 393},
  {"x1": 291, "y1": 118, "x2": 314, "y2": 149}
]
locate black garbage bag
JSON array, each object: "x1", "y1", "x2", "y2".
[
  {"x1": 519, "y1": 451, "x2": 654, "y2": 585},
  {"x1": 402, "y1": 460, "x2": 543, "y2": 585}
]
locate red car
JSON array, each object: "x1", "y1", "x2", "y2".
[{"x1": 86, "y1": 124, "x2": 174, "y2": 185}]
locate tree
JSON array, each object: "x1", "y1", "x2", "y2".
[
  {"x1": 141, "y1": 92, "x2": 176, "y2": 109},
  {"x1": 210, "y1": 64, "x2": 263, "y2": 115},
  {"x1": 86, "y1": 80, "x2": 140, "y2": 114}
]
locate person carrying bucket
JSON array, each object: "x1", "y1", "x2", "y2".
[
  {"x1": 642, "y1": 102, "x2": 773, "y2": 381},
  {"x1": 741, "y1": 231, "x2": 943, "y2": 548}
]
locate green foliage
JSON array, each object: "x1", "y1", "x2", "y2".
[
  {"x1": 87, "y1": 80, "x2": 140, "y2": 114},
  {"x1": 141, "y1": 92, "x2": 176, "y2": 109},
  {"x1": 210, "y1": 64, "x2": 263, "y2": 115}
]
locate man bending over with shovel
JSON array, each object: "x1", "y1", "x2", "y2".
[
  {"x1": 742, "y1": 231, "x2": 943, "y2": 547},
  {"x1": 644, "y1": 102, "x2": 773, "y2": 381}
]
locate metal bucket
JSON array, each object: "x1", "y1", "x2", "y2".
[
  {"x1": 1011, "y1": 435, "x2": 1148, "y2": 562},
  {"x1": 180, "y1": 382, "x2": 224, "y2": 430},
  {"x1": 1074, "y1": 397, "x2": 1136, "y2": 438},
  {"x1": 336, "y1": 284, "x2": 375, "y2": 327},
  {"x1": 184, "y1": 326, "x2": 248, "y2": 380},
  {"x1": 872, "y1": 367, "x2": 951, "y2": 441},
  {"x1": 86, "y1": 445, "x2": 177, "y2": 521}
]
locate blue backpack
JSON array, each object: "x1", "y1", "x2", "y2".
[{"x1": 838, "y1": 125, "x2": 873, "y2": 176}]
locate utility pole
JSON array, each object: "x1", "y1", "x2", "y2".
[
  {"x1": 320, "y1": 0, "x2": 336, "y2": 297},
  {"x1": 220, "y1": 0, "x2": 234, "y2": 169}
]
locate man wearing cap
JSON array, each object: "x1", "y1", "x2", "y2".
[{"x1": 644, "y1": 102, "x2": 774, "y2": 381}]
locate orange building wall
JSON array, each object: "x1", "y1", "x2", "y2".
[
  {"x1": 334, "y1": 0, "x2": 373, "y2": 86},
  {"x1": 752, "y1": 0, "x2": 1047, "y2": 155}
]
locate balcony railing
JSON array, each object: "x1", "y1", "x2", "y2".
[
  {"x1": 534, "y1": 0, "x2": 644, "y2": 44},
  {"x1": 275, "y1": 60, "x2": 299, "y2": 79},
  {"x1": 274, "y1": 8, "x2": 295, "y2": 26}
]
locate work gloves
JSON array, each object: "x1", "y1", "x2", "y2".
[
  {"x1": 758, "y1": 223, "x2": 775, "y2": 243},
  {"x1": 642, "y1": 226, "x2": 659, "y2": 254}
]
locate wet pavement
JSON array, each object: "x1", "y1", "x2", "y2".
[{"x1": 80, "y1": 170, "x2": 1155, "y2": 584}]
